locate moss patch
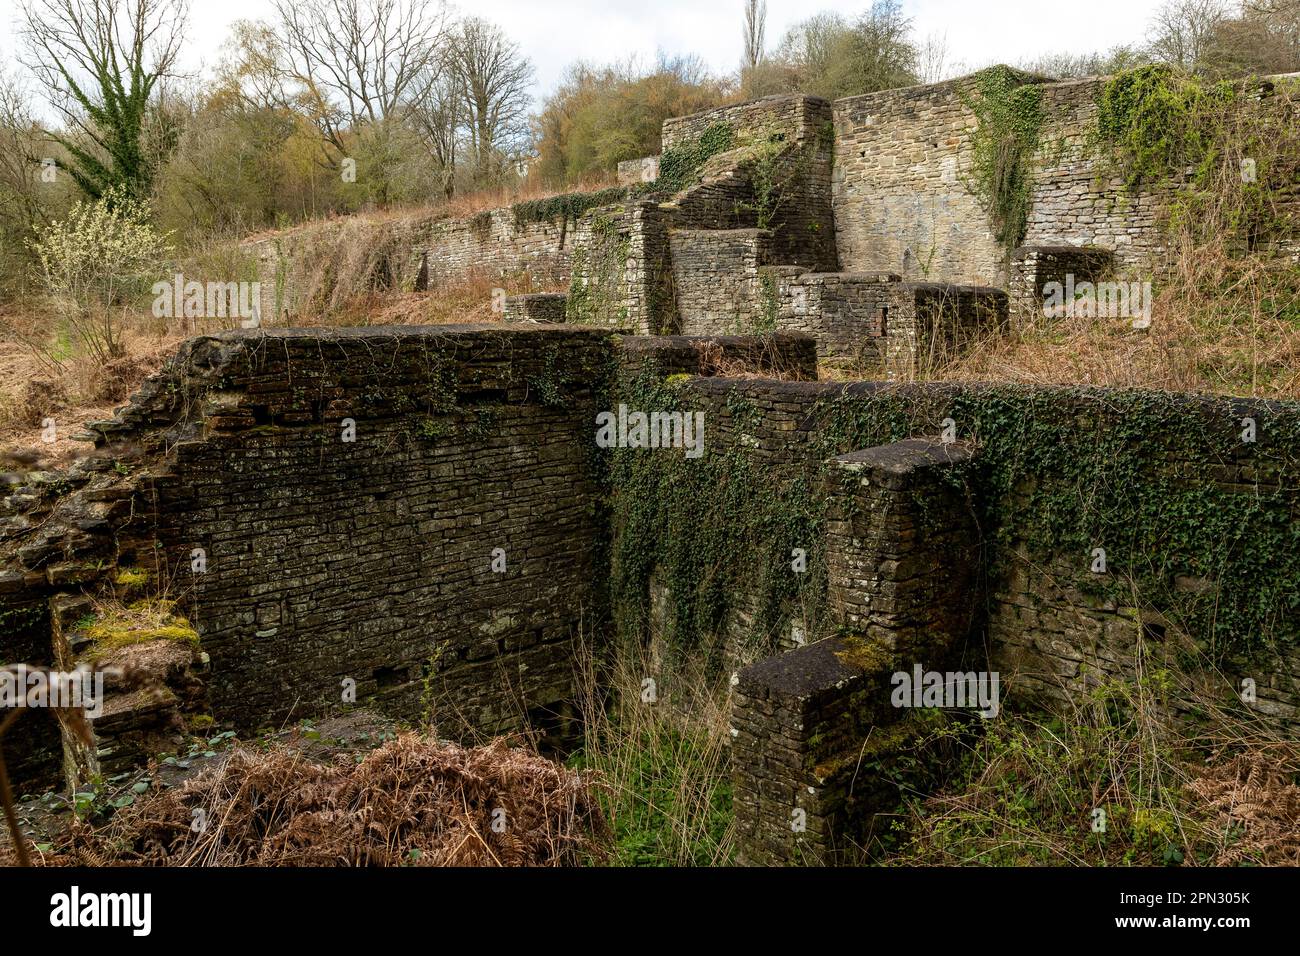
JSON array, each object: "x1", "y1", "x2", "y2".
[{"x1": 82, "y1": 598, "x2": 200, "y2": 661}]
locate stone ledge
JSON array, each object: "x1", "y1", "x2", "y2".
[
  {"x1": 737, "y1": 636, "x2": 866, "y2": 700},
  {"x1": 832, "y1": 438, "x2": 977, "y2": 475}
]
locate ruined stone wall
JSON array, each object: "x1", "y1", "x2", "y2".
[
  {"x1": 829, "y1": 72, "x2": 1180, "y2": 291},
  {"x1": 1023, "y1": 78, "x2": 1172, "y2": 273},
  {"x1": 662, "y1": 94, "x2": 839, "y2": 272},
  {"x1": 1009, "y1": 245, "x2": 1116, "y2": 324},
  {"x1": 616, "y1": 333, "x2": 819, "y2": 381},
  {"x1": 245, "y1": 208, "x2": 572, "y2": 321},
  {"x1": 620, "y1": 375, "x2": 1300, "y2": 722},
  {"x1": 617, "y1": 156, "x2": 660, "y2": 187},
  {"x1": 0, "y1": 327, "x2": 620, "y2": 793},
  {"x1": 763, "y1": 273, "x2": 1008, "y2": 373},
  {"x1": 503, "y1": 293, "x2": 568, "y2": 324},
  {"x1": 145, "y1": 328, "x2": 612, "y2": 734},
  {"x1": 567, "y1": 200, "x2": 675, "y2": 335},
  {"x1": 832, "y1": 77, "x2": 1022, "y2": 286},
  {"x1": 671, "y1": 229, "x2": 774, "y2": 336}
]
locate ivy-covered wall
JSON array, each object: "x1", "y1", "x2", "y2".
[
  {"x1": 832, "y1": 65, "x2": 1297, "y2": 292},
  {"x1": 607, "y1": 371, "x2": 1300, "y2": 721}
]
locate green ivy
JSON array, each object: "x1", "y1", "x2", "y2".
[
  {"x1": 961, "y1": 66, "x2": 1045, "y2": 257},
  {"x1": 1094, "y1": 65, "x2": 1233, "y2": 192},
  {"x1": 512, "y1": 186, "x2": 631, "y2": 229},
  {"x1": 608, "y1": 372, "x2": 1300, "y2": 672},
  {"x1": 656, "y1": 123, "x2": 734, "y2": 195},
  {"x1": 566, "y1": 212, "x2": 631, "y2": 327}
]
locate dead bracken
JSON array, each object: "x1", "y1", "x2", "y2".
[{"x1": 9, "y1": 733, "x2": 609, "y2": 867}]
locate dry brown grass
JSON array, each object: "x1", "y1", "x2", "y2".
[
  {"x1": 934, "y1": 251, "x2": 1300, "y2": 399},
  {"x1": 0, "y1": 264, "x2": 560, "y2": 459},
  {"x1": 240, "y1": 173, "x2": 619, "y2": 243},
  {"x1": 0, "y1": 312, "x2": 182, "y2": 466},
  {"x1": 316, "y1": 270, "x2": 566, "y2": 328},
  {"x1": 8, "y1": 733, "x2": 609, "y2": 867}
]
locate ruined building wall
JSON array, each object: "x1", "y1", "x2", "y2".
[
  {"x1": 831, "y1": 76, "x2": 1026, "y2": 286},
  {"x1": 567, "y1": 200, "x2": 675, "y2": 335},
  {"x1": 1022, "y1": 77, "x2": 1173, "y2": 273},
  {"x1": 0, "y1": 327, "x2": 620, "y2": 792},
  {"x1": 245, "y1": 209, "x2": 573, "y2": 322},
  {"x1": 662, "y1": 94, "x2": 840, "y2": 272},
  {"x1": 611, "y1": 374, "x2": 1300, "y2": 861},
  {"x1": 829, "y1": 71, "x2": 1188, "y2": 292},
  {"x1": 144, "y1": 328, "x2": 610, "y2": 732},
  {"x1": 614, "y1": 374, "x2": 1300, "y2": 722}
]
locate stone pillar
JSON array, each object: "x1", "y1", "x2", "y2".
[
  {"x1": 825, "y1": 438, "x2": 980, "y2": 667},
  {"x1": 731, "y1": 438, "x2": 982, "y2": 865},
  {"x1": 731, "y1": 636, "x2": 887, "y2": 865}
]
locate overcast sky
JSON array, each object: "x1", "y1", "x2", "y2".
[{"x1": 0, "y1": 0, "x2": 1172, "y2": 110}]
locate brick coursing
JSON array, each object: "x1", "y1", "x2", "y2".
[{"x1": 0, "y1": 327, "x2": 620, "y2": 791}]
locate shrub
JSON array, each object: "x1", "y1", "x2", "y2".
[{"x1": 30, "y1": 185, "x2": 170, "y2": 362}]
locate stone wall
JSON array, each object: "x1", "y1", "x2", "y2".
[
  {"x1": 662, "y1": 94, "x2": 839, "y2": 272},
  {"x1": 1023, "y1": 78, "x2": 1173, "y2": 274},
  {"x1": 245, "y1": 208, "x2": 572, "y2": 321},
  {"x1": 616, "y1": 333, "x2": 819, "y2": 381},
  {"x1": 828, "y1": 70, "x2": 1188, "y2": 291},
  {"x1": 1009, "y1": 244, "x2": 1116, "y2": 324},
  {"x1": 0, "y1": 326, "x2": 621, "y2": 792},
  {"x1": 764, "y1": 273, "x2": 1008, "y2": 373},
  {"x1": 667, "y1": 378, "x2": 1300, "y2": 711},
  {"x1": 3, "y1": 326, "x2": 831, "y2": 796},
  {"x1": 671, "y1": 229, "x2": 774, "y2": 335},
  {"x1": 618, "y1": 156, "x2": 660, "y2": 186},
  {"x1": 733, "y1": 439, "x2": 983, "y2": 864},
  {"x1": 607, "y1": 372, "x2": 1300, "y2": 861},
  {"x1": 567, "y1": 200, "x2": 675, "y2": 335},
  {"x1": 504, "y1": 293, "x2": 568, "y2": 324},
  {"x1": 831, "y1": 75, "x2": 1035, "y2": 286}
]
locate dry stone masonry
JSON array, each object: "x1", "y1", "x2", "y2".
[{"x1": 6, "y1": 69, "x2": 1299, "y2": 869}]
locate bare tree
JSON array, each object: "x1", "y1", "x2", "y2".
[
  {"x1": 407, "y1": 53, "x2": 465, "y2": 201},
  {"x1": 0, "y1": 67, "x2": 43, "y2": 231},
  {"x1": 917, "y1": 31, "x2": 950, "y2": 84},
  {"x1": 271, "y1": 0, "x2": 450, "y2": 160},
  {"x1": 1209, "y1": 0, "x2": 1300, "y2": 74},
  {"x1": 743, "y1": 0, "x2": 767, "y2": 71},
  {"x1": 1147, "y1": 0, "x2": 1231, "y2": 72},
  {"x1": 451, "y1": 18, "x2": 534, "y2": 186},
  {"x1": 1245, "y1": 0, "x2": 1300, "y2": 70},
  {"x1": 20, "y1": 0, "x2": 189, "y2": 199},
  {"x1": 216, "y1": 20, "x2": 296, "y2": 113},
  {"x1": 1020, "y1": 45, "x2": 1150, "y2": 79}
]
